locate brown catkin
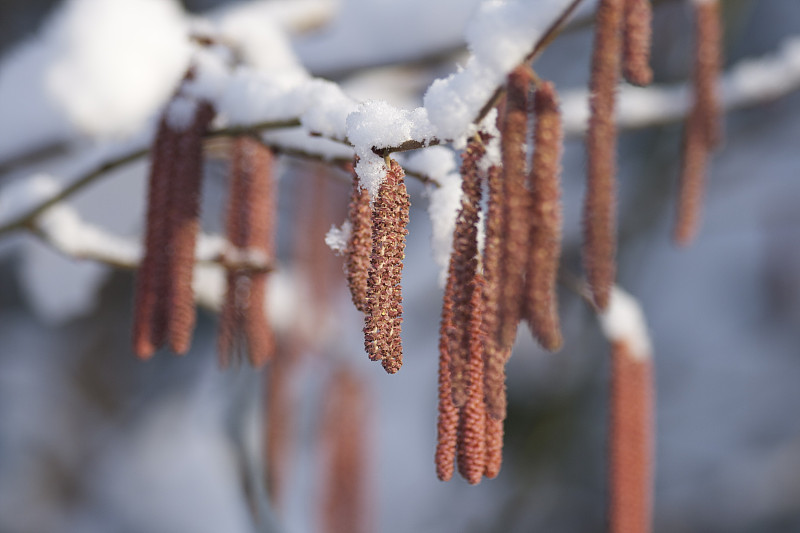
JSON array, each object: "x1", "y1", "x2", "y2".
[
  {"x1": 484, "y1": 414, "x2": 504, "y2": 479},
  {"x1": 363, "y1": 160, "x2": 409, "y2": 374},
  {"x1": 584, "y1": 0, "x2": 625, "y2": 311},
  {"x1": 622, "y1": 0, "x2": 653, "y2": 86},
  {"x1": 693, "y1": 0, "x2": 723, "y2": 149},
  {"x1": 498, "y1": 66, "x2": 533, "y2": 350},
  {"x1": 525, "y1": 80, "x2": 564, "y2": 352},
  {"x1": 456, "y1": 274, "x2": 488, "y2": 485},
  {"x1": 265, "y1": 349, "x2": 293, "y2": 511},
  {"x1": 320, "y1": 369, "x2": 370, "y2": 533},
  {"x1": 166, "y1": 101, "x2": 215, "y2": 354},
  {"x1": 673, "y1": 113, "x2": 709, "y2": 246},
  {"x1": 133, "y1": 94, "x2": 214, "y2": 358},
  {"x1": 133, "y1": 116, "x2": 177, "y2": 359},
  {"x1": 446, "y1": 136, "x2": 485, "y2": 408},
  {"x1": 218, "y1": 136, "x2": 276, "y2": 367},
  {"x1": 345, "y1": 173, "x2": 372, "y2": 313},
  {"x1": 674, "y1": 0, "x2": 722, "y2": 246},
  {"x1": 482, "y1": 163, "x2": 511, "y2": 421},
  {"x1": 435, "y1": 270, "x2": 459, "y2": 482},
  {"x1": 608, "y1": 340, "x2": 654, "y2": 533}
]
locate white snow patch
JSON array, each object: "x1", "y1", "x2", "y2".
[
  {"x1": 598, "y1": 286, "x2": 653, "y2": 361},
  {"x1": 424, "y1": 0, "x2": 576, "y2": 141},
  {"x1": 325, "y1": 220, "x2": 352, "y2": 255},
  {"x1": 346, "y1": 101, "x2": 435, "y2": 198},
  {"x1": 44, "y1": 0, "x2": 191, "y2": 137},
  {"x1": 36, "y1": 204, "x2": 139, "y2": 264}
]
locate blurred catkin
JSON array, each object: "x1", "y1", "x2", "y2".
[
  {"x1": 622, "y1": 0, "x2": 653, "y2": 86},
  {"x1": 345, "y1": 172, "x2": 372, "y2": 313},
  {"x1": 609, "y1": 340, "x2": 654, "y2": 533},
  {"x1": 133, "y1": 95, "x2": 214, "y2": 358},
  {"x1": 218, "y1": 136, "x2": 276, "y2": 367},
  {"x1": 525, "y1": 80, "x2": 564, "y2": 352},
  {"x1": 584, "y1": 0, "x2": 625, "y2": 310}
]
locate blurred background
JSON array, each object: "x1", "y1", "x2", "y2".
[{"x1": 0, "y1": 0, "x2": 799, "y2": 532}]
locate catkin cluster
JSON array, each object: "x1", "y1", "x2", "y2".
[
  {"x1": 361, "y1": 160, "x2": 410, "y2": 374},
  {"x1": 133, "y1": 71, "x2": 278, "y2": 368},
  {"x1": 436, "y1": 71, "x2": 565, "y2": 484},
  {"x1": 124, "y1": 9, "x2": 724, "y2": 531},
  {"x1": 133, "y1": 74, "x2": 215, "y2": 359}
]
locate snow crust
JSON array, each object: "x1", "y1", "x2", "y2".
[
  {"x1": 598, "y1": 286, "x2": 652, "y2": 361},
  {"x1": 347, "y1": 102, "x2": 435, "y2": 199}
]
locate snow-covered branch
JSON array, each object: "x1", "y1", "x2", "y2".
[
  {"x1": 30, "y1": 201, "x2": 274, "y2": 275},
  {"x1": 0, "y1": 0, "x2": 584, "y2": 239},
  {"x1": 562, "y1": 35, "x2": 800, "y2": 134}
]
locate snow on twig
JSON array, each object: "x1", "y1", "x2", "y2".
[{"x1": 561, "y1": 35, "x2": 800, "y2": 134}]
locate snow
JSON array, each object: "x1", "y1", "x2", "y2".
[
  {"x1": 298, "y1": 79, "x2": 358, "y2": 139},
  {"x1": 404, "y1": 147, "x2": 461, "y2": 286},
  {"x1": 0, "y1": 133, "x2": 152, "y2": 231},
  {"x1": 0, "y1": 174, "x2": 61, "y2": 227},
  {"x1": 0, "y1": 0, "x2": 798, "y2": 532},
  {"x1": 43, "y1": 0, "x2": 191, "y2": 138},
  {"x1": 36, "y1": 204, "x2": 140, "y2": 265},
  {"x1": 184, "y1": 45, "x2": 235, "y2": 103},
  {"x1": 324, "y1": 220, "x2": 351, "y2": 255},
  {"x1": 424, "y1": 0, "x2": 577, "y2": 143},
  {"x1": 477, "y1": 108, "x2": 501, "y2": 172},
  {"x1": 165, "y1": 96, "x2": 200, "y2": 132},
  {"x1": 211, "y1": 0, "x2": 337, "y2": 36},
  {"x1": 293, "y1": 0, "x2": 481, "y2": 76},
  {"x1": 598, "y1": 286, "x2": 652, "y2": 361},
  {"x1": 213, "y1": 5, "x2": 306, "y2": 75},
  {"x1": 560, "y1": 35, "x2": 800, "y2": 135},
  {"x1": 346, "y1": 101, "x2": 435, "y2": 199}
]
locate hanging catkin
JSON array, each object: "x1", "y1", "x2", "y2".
[
  {"x1": 482, "y1": 159, "x2": 512, "y2": 421},
  {"x1": 218, "y1": 136, "x2": 276, "y2": 367},
  {"x1": 435, "y1": 269, "x2": 459, "y2": 482},
  {"x1": 444, "y1": 135, "x2": 485, "y2": 408},
  {"x1": 497, "y1": 66, "x2": 533, "y2": 349},
  {"x1": 320, "y1": 369, "x2": 370, "y2": 533},
  {"x1": 484, "y1": 414, "x2": 504, "y2": 480},
  {"x1": 608, "y1": 340, "x2": 654, "y2": 533},
  {"x1": 674, "y1": 0, "x2": 722, "y2": 246},
  {"x1": 622, "y1": 0, "x2": 653, "y2": 86},
  {"x1": 363, "y1": 160, "x2": 409, "y2": 374},
  {"x1": 133, "y1": 88, "x2": 214, "y2": 359},
  {"x1": 525, "y1": 80, "x2": 564, "y2": 352},
  {"x1": 456, "y1": 273, "x2": 488, "y2": 485},
  {"x1": 345, "y1": 173, "x2": 372, "y2": 313},
  {"x1": 584, "y1": 0, "x2": 625, "y2": 311}
]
